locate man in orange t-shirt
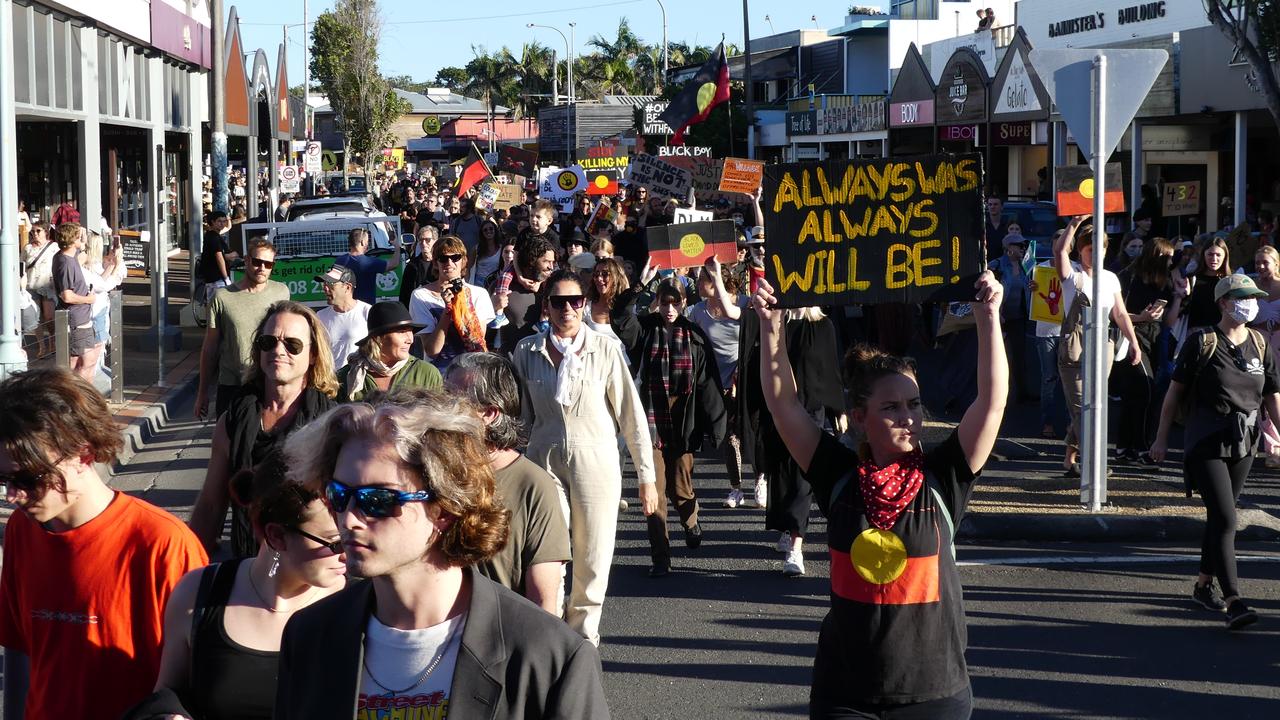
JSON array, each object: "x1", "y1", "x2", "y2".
[{"x1": 0, "y1": 368, "x2": 208, "y2": 720}]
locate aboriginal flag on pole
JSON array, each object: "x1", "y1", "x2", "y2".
[
  {"x1": 455, "y1": 143, "x2": 494, "y2": 197},
  {"x1": 660, "y1": 42, "x2": 731, "y2": 145}
]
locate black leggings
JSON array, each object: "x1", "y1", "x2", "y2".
[
  {"x1": 1186, "y1": 454, "x2": 1252, "y2": 599},
  {"x1": 812, "y1": 687, "x2": 972, "y2": 720},
  {"x1": 1113, "y1": 362, "x2": 1152, "y2": 452}
]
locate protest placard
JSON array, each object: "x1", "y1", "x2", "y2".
[
  {"x1": 578, "y1": 146, "x2": 629, "y2": 195},
  {"x1": 673, "y1": 207, "x2": 713, "y2": 225},
  {"x1": 719, "y1": 157, "x2": 765, "y2": 194},
  {"x1": 475, "y1": 182, "x2": 502, "y2": 211},
  {"x1": 624, "y1": 153, "x2": 693, "y2": 200},
  {"x1": 1055, "y1": 163, "x2": 1124, "y2": 216},
  {"x1": 496, "y1": 145, "x2": 538, "y2": 176},
  {"x1": 538, "y1": 165, "x2": 587, "y2": 213},
  {"x1": 1029, "y1": 265, "x2": 1063, "y2": 324},
  {"x1": 646, "y1": 220, "x2": 739, "y2": 269},
  {"x1": 689, "y1": 157, "x2": 724, "y2": 196},
  {"x1": 493, "y1": 184, "x2": 522, "y2": 212},
  {"x1": 762, "y1": 154, "x2": 986, "y2": 307},
  {"x1": 585, "y1": 202, "x2": 619, "y2": 236}
]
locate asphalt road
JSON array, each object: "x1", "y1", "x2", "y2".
[{"x1": 3, "y1": 393, "x2": 1279, "y2": 720}]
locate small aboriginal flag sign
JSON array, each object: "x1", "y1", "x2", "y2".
[
  {"x1": 646, "y1": 219, "x2": 739, "y2": 269},
  {"x1": 1055, "y1": 163, "x2": 1125, "y2": 217}
]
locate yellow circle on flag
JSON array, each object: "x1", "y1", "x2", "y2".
[
  {"x1": 679, "y1": 233, "x2": 705, "y2": 257},
  {"x1": 557, "y1": 171, "x2": 578, "y2": 191},
  {"x1": 1079, "y1": 177, "x2": 1095, "y2": 199},
  {"x1": 850, "y1": 528, "x2": 908, "y2": 584},
  {"x1": 594, "y1": 175, "x2": 610, "y2": 189},
  {"x1": 696, "y1": 82, "x2": 718, "y2": 113}
]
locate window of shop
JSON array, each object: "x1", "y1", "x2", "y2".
[
  {"x1": 16, "y1": 122, "x2": 77, "y2": 220},
  {"x1": 11, "y1": 3, "x2": 83, "y2": 111},
  {"x1": 891, "y1": 0, "x2": 938, "y2": 21}
]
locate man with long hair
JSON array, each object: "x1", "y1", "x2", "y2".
[
  {"x1": 0, "y1": 369, "x2": 206, "y2": 719},
  {"x1": 276, "y1": 393, "x2": 607, "y2": 718},
  {"x1": 188, "y1": 301, "x2": 339, "y2": 556}
]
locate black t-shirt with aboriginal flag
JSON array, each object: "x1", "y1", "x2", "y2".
[{"x1": 804, "y1": 429, "x2": 978, "y2": 706}]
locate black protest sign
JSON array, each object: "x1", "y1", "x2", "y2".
[
  {"x1": 496, "y1": 145, "x2": 538, "y2": 176},
  {"x1": 762, "y1": 154, "x2": 986, "y2": 307}
]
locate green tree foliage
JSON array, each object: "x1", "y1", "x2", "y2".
[
  {"x1": 310, "y1": 0, "x2": 410, "y2": 168},
  {"x1": 434, "y1": 67, "x2": 470, "y2": 91},
  {"x1": 1205, "y1": 1, "x2": 1280, "y2": 137}
]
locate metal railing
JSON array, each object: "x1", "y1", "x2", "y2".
[{"x1": 50, "y1": 290, "x2": 123, "y2": 402}]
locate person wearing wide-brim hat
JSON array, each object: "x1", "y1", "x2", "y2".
[
  {"x1": 336, "y1": 301, "x2": 442, "y2": 402},
  {"x1": 1151, "y1": 273, "x2": 1280, "y2": 631}
]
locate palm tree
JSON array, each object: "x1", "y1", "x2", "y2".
[
  {"x1": 505, "y1": 42, "x2": 556, "y2": 118},
  {"x1": 587, "y1": 18, "x2": 646, "y2": 62},
  {"x1": 464, "y1": 47, "x2": 517, "y2": 150},
  {"x1": 632, "y1": 45, "x2": 665, "y2": 94}
]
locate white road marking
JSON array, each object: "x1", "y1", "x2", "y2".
[{"x1": 957, "y1": 554, "x2": 1280, "y2": 567}]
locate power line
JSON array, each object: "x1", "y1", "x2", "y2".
[{"x1": 238, "y1": 0, "x2": 643, "y2": 27}]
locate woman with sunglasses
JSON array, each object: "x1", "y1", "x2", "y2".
[
  {"x1": 337, "y1": 301, "x2": 442, "y2": 402},
  {"x1": 1151, "y1": 274, "x2": 1280, "y2": 631},
  {"x1": 511, "y1": 269, "x2": 659, "y2": 646},
  {"x1": 189, "y1": 301, "x2": 339, "y2": 557},
  {"x1": 140, "y1": 451, "x2": 345, "y2": 720},
  {"x1": 409, "y1": 235, "x2": 496, "y2": 370}
]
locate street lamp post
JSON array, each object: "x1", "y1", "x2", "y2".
[{"x1": 528, "y1": 23, "x2": 573, "y2": 164}]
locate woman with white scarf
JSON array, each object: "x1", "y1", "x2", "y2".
[
  {"x1": 512, "y1": 268, "x2": 657, "y2": 647},
  {"x1": 336, "y1": 301, "x2": 442, "y2": 402}
]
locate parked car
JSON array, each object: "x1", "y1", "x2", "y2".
[{"x1": 1002, "y1": 201, "x2": 1062, "y2": 261}]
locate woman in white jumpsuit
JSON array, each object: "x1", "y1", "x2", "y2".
[{"x1": 512, "y1": 268, "x2": 658, "y2": 646}]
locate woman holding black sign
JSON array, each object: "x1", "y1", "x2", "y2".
[{"x1": 755, "y1": 269, "x2": 1007, "y2": 718}]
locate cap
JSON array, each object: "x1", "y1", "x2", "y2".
[
  {"x1": 1214, "y1": 273, "x2": 1269, "y2": 302},
  {"x1": 315, "y1": 264, "x2": 357, "y2": 286},
  {"x1": 569, "y1": 252, "x2": 597, "y2": 271}
]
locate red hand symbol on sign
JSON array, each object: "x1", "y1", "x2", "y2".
[{"x1": 1038, "y1": 276, "x2": 1062, "y2": 315}]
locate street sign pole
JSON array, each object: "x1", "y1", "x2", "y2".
[
  {"x1": 1085, "y1": 53, "x2": 1108, "y2": 513},
  {"x1": 1031, "y1": 46, "x2": 1167, "y2": 514}
]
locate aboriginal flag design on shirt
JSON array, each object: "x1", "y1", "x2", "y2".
[{"x1": 806, "y1": 430, "x2": 977, "y2": 706}]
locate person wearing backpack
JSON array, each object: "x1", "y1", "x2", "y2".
[
  {"x1": 754, "y1": 269, "x2": 1007, "y2": 718},
  {"x1": 1149, "y1": 274, "x2": 1279, "y2": 631},
  {"x1": 1051, "y1": 215, "x2": 1143, "y2": 493}
]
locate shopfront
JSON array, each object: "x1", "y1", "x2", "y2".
[
  {"x1": 934, "y1": 48, "x2": 989, "y2": 167},
  {"x1": 887, "y1": 44, "x2": 935, "y2": 156},
  {"x1": 988, "y1": 29, "x2": 1051, "y2": 200},
  {"x1": 785, "y1": 95, "x2": 887, "y2": 161}
]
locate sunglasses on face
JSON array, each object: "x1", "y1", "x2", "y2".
[
  {"x1": 549, "y1": 295, "x2": 586, "y2": 310},
  {"x1": 325, "y1": 479, "x2": 433, "y2": 518},
  {"x1": 291, "y1": 526, "x2": 344, "y2": 554},
  {"x1": 436, "y1": 253, "x2": 464, "y2": 265},
  {"x1": 249, "y1": 257, "x2": 275, "y2": 269},
  {"x1": 0, "y1": 469, "x2": 48, "y2": 499},
  {"x1": 253, "y1": 335, "x2": 306, "y2": 355}
]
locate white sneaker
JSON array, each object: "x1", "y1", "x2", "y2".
[
  {"x1": 723, "y1": 487, "x2": 745, "y2": 508},
  {"x1": 753, "y1": 477, "x2": 768, "y2": 510},
  {"x1": 783, "y1": 549, "x2": 805, "y2": 576},
  {"x1": 775, "y1": 531, "x2": 791, "y2": 554}
]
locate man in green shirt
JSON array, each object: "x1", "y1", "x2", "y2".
[{"x1": 194, "y1": 239, "x2": 290, "y2": 419}]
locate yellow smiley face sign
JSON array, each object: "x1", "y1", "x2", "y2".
[
  {"x1": 422, "y1": 115, "x2": 441, "y2": 135},
  {"x1": 557, "y1": 170, "x2": 580, "y2": 191}
]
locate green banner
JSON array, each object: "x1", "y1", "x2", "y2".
[{"x1": 234, "y1": 256, "x2": 404, "y2": 304}]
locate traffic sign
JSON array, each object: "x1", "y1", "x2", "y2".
[
  {"x1": 303, "y1": 141, "x2": 322, "y2": 174},
  {"x1": 1029, "y1": 48, "x2": 1167, "y2": 162},
  {"x1": 280, "y1": 165, "x2": 301, "y2": 193}
]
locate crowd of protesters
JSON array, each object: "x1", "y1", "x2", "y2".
[{"x1": 5, "y1": 160, "x2": 1279, "y2": 720}]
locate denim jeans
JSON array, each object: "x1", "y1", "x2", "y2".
[{"x1": 1035, "y1": 335, "x2": 1062, "y2": 429}]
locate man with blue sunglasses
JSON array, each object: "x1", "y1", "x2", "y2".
[{"x1": 275, "y1": 395, "x2": 607, "y2": 719}]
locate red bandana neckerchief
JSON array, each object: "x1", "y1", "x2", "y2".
[{"x1": 857, "y1": 449, "x2": 925, "y2": 530}]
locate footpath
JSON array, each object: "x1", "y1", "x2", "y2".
[{"x1": 14, "y1": 260, "x2": 1280, "y2": 544}]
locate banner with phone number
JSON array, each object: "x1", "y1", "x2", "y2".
[{"x1": 234, "y1": 257, "x2": 403, "y2": 305}]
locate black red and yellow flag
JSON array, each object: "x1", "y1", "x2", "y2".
[
  {"x1": 659, "y1": 42, "x2": 731, "y2": 144},
  {"x1": 646, "y1": 219, "x2": 738, "y2": 269},
  {"x1": 1055, "y1": 163, "x2": 1125, "y2": 217},
  {"x1": 455, "y1": 143, "x2": 494, "y2": 198}
]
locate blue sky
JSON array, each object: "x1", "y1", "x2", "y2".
[{"x1": 235, "y1": 0, "x2": 865, "y2": 90}]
